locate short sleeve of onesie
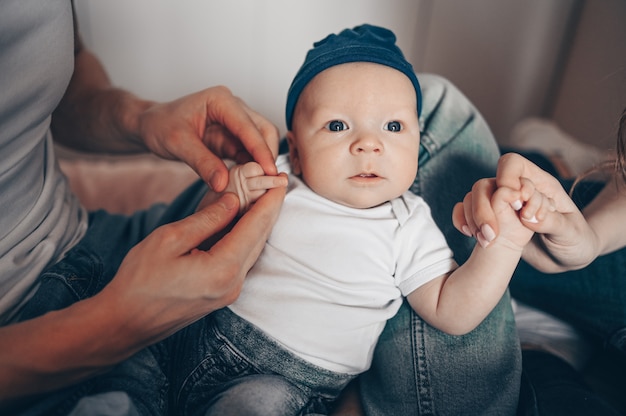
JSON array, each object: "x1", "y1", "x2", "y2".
[{"x1": 392, "y1": 193, "x2": 458, "y2": 297}]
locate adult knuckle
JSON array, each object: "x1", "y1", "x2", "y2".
[
  {"x1": 156, "y1": 225, "x2": 184, "y2": 246},
  {"x1": 213, "y1": 85, "x2": 231, "y2": 95},
  {"x1": 500, "y1": 152, "x2": 519, "y2": 165},
  {"x1": 211, "y1": 262, "x2": 244, "y2": 300},
  {"x1": 166, "y1": 129, "x2": 185, "y2": 148},
  {"x1": 197, "y1": 206, "x2": 226, "y2": 228}
]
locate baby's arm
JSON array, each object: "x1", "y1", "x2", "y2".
[
  {"x1": 408, "y1": 185, "x2": 533, "y2": 335},
  {"x1": 196, "y1": 161, "x2": 288, "y2": 215}
]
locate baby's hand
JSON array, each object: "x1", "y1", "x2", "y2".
[{"x1": 225, "y1": 162, "x2": 288, "y2": 213}]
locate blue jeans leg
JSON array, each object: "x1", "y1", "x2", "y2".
[
  {"x1": 202, "y1": 375, "x2": 308, "y2": 416},
  {"x1": 359, "y1": 74, "x2": 521, "y2": 416},
  {"x1": 75, "y1": 345, "x2": 169, "y2": 416},
  {"x1": 168, "y1": 308, "x2": 352, "y2": 416},
  {"x1": 68, "y1": 392, "x2": 140, "y2": 416}
]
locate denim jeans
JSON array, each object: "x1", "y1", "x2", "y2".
[
  {"x1": 167, "y1": 308, "x2": 353, "y2": 416},
  {"x1": 11, "y1": 75, "x2": 521, "y2": 415}
]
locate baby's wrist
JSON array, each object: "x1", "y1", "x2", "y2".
[{"x1": 486, "y1": 236, "x2": 526, "y2": 255}]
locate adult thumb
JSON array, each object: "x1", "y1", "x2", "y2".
[{"x1": 167, "y1": 193, "x2": 240, "y2": 254}]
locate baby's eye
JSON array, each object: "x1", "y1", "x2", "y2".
[
  {"x1": 385, "y1": 121, "x2": 402, "y2": 132},
  {"x1": 326, "y1": 120, "x2": 347, "y2": 132}
]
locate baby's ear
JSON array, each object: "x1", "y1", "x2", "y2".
[{"x1": 286, "y1": 131, "x2": 302, "y2": 175}]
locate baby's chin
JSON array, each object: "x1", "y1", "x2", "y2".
[
  {"x1": 334, "y1": 195, "x2": 396, "y2": 210},
  {"x1": 314, "y1": 183, "x2": 406, "y2": 209}
]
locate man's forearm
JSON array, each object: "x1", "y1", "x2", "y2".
[
  {"x1": 0, "y1": 295, "x2": 143, "y2": 402},
  {"x1": 51, "y1": 47, "x2": 153, "y2": 154}
]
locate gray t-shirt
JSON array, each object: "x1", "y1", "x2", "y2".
[{"x1": 0, "y1": 0, "x2": 87, "y2": 324}]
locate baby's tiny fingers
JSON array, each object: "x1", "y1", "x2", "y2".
[{"x1": 246, "y1": 174, "x2": 288, "y2": 192}]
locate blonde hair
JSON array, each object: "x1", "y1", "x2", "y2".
[{"x1": 615, "y1": 107, "x2": 626, "y2": 184}]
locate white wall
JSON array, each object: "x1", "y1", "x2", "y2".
[
  {"x1": 77, "y1": 0, "x2": 610, "y2": 146},
  {"x1": 551, "y1": 0, "x2": 626, "y2": 151},
  {"x1": 75, "y1": 0, "x2": 425, "y2": 137},
  {"x1": 416, "y1": 0, "x2": 579, "y2": 144}
]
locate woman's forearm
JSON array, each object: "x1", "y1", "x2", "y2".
[{"x1": 584, "y1": 179, "x2": 626, "y2": 257}]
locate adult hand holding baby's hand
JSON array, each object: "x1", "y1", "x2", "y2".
[
  {"x1": 137, "y1": 86, "x2": 280, "y2": 192},
  {"x1": 99, "y1": 186, "x2": 286, "y2": 355},
  {"x1": 452, "y1": 178, "x2": 539, "y2": 251},
  {"x1": 452, "y1": 153, "x2": 597, "y2": 272}
]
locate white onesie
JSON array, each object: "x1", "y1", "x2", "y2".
[{"x1": 229, "y1": 155, "x2": 457, "y2": 374}]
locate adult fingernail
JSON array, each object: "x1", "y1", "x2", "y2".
[
  {"x1": 476, "y1": 232, "x2": 490, "y2": 249},
  {"x1": 209, "y1": 171, "x2": 225, "y2": 191},
  {"x1": 523, "y1": 215, "x2": 538, "y2": 223},
  {"x1": 511, "y1": 200, "x2": 523, "y2": 211},
  {"x1": 481, "y1": 224, "x2": 496, "y2": 242},
  {"x1": 461, "y1": 225, "x2": 472, "y2": 237},
  {"x1": 220, "y1": 193, "x2": 238, "y2": 210}
]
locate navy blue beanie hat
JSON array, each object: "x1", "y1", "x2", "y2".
[{"x1": 285, "y1": 24, "x2": 422, "y2": 131}]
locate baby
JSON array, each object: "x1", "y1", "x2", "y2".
[{"x1": 179, "y1": 24, "x2": 534, "y2": 415}]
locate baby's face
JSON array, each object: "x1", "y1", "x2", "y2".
[{"x1": 287, "y1": 62, "x2": 420, "y2": 209}]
